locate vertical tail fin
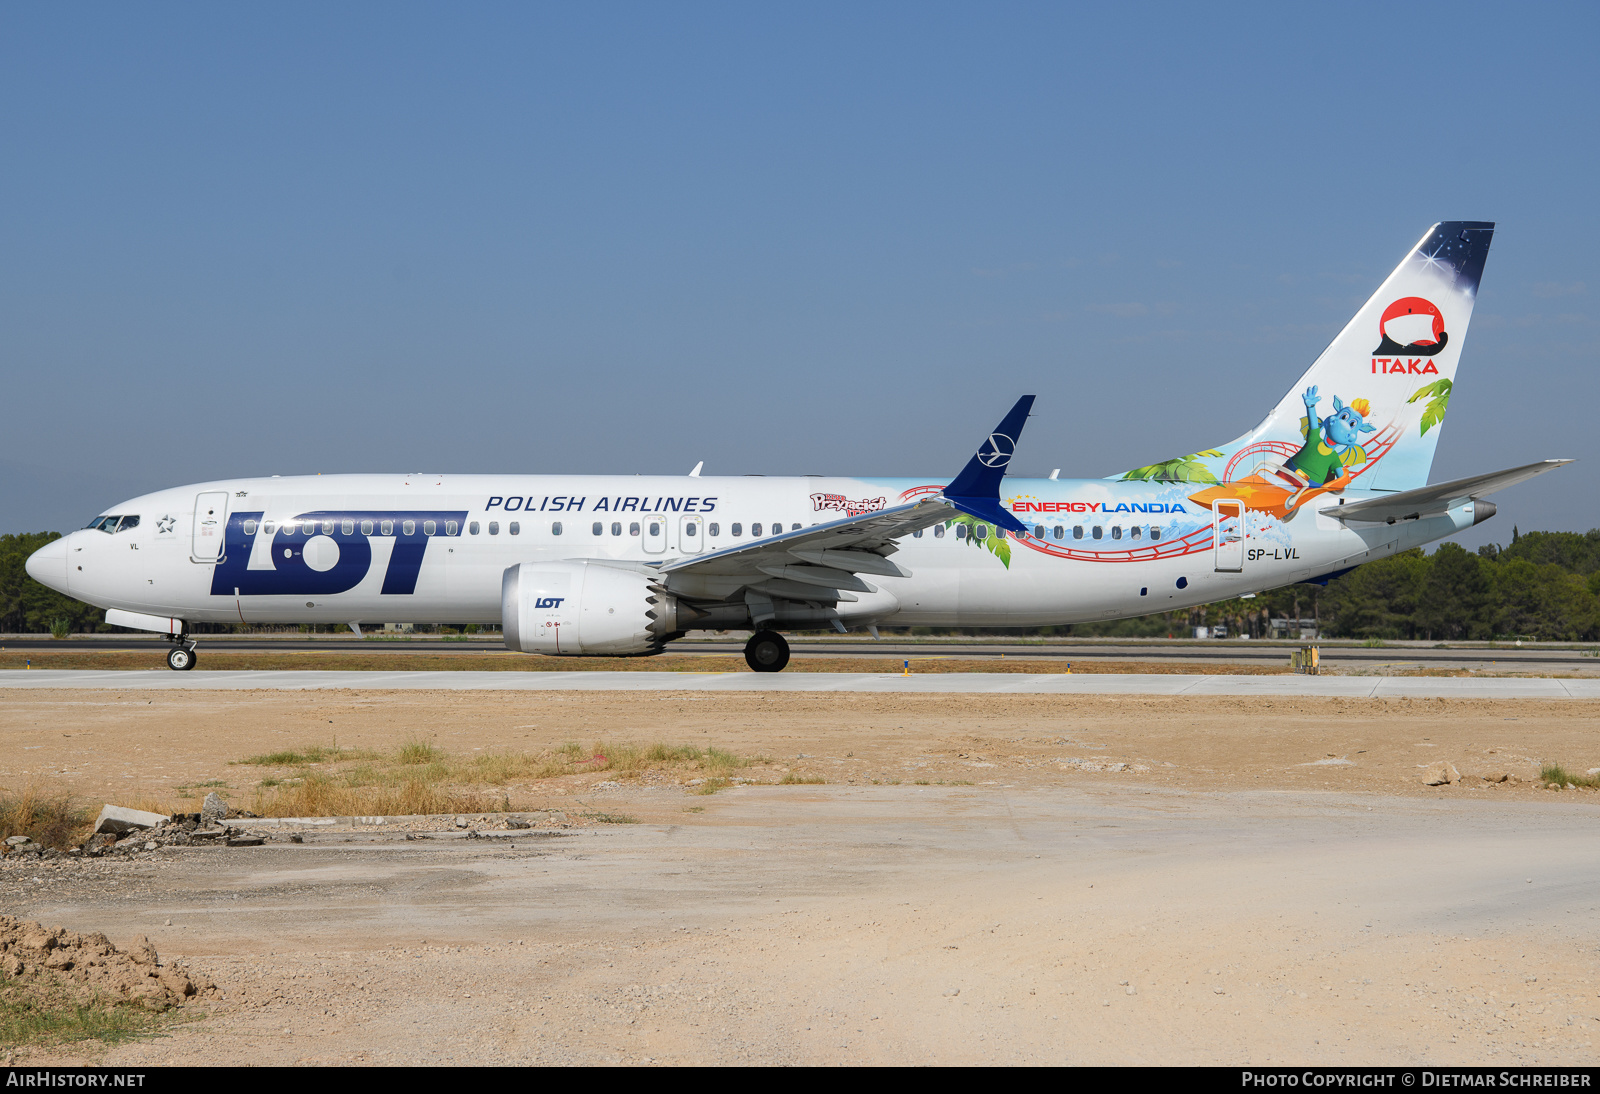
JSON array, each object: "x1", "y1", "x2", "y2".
[
  {"x1": 1118, "y1": 222, "x2": 1494, "y2": 495},
  {"x1": 1231, "y1": 221, "x2": 1494, "y2": 492}
]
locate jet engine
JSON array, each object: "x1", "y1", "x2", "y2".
[{"x1": 501, "y1": 561, "x2": 693, "y2": 655}]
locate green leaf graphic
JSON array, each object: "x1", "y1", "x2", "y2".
[
  {"x1": 1408, "y1": 379, "x2": 1453, "y2": 437},
  {"x1": 1118, "y1": 450, "x2": 1223, "y2": 484},
  {"x1": 946, "y1": 515, "x2": 1012, "y2": 569}
]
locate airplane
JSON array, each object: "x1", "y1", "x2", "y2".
[{"x1": 26, "y1": 221, "x2": 1571, "y2": 673}]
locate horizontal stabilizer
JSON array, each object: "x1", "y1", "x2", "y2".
[{"x1": 1322, "y1": 459, "x2": 1573, "y2": 524}]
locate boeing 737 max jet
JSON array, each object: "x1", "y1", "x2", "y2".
[{"x1": 25, "y1": 222, "x2": 1572, "y2": 671}]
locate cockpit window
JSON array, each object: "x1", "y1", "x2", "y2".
[
  {"x1": 86, "y1": 515, "x2": 117, "y2": 533},
  {"x1": 115, "y1": 515, "x2": 139, "y2": 533}
]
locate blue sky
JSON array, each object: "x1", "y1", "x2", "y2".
[{"x1": 2, "y1": 2, "x2": 1595, "y2": 548}]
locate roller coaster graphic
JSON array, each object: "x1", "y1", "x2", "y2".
[
  {"x1": 898, "y1": 484, "x2": 1215, "y2": 564},
  {"x1": 897, "y1": 416, "x2": 1402, "y2": 567}
]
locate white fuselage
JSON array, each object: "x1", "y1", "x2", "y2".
[{"x1": 30, "y1": 472, "x2": 1478, "y2": 631}]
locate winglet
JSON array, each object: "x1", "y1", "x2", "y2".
[{"x1": 943, "y1": 395, "x2": 1034, "y2": 534}]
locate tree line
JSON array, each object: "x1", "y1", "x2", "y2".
[{"x1": 5, "y1": 527, "x2": 1600, "y2": 641}]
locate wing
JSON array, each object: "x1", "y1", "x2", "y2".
[
  {"x1": 657, "y1": 495, "x2": 956, "y2": 602},
  {"x1": 653, "y1": 395, "x2": 1035, "y2": 628}
]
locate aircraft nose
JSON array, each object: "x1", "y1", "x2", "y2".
[{"x1": 25, "y1": 537, "x2": 69, "y2": 594}]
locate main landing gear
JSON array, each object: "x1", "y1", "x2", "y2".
[
  {"x1": 164, "y1": 635, "x2": 197, "y2": 671},
  {"x1": 743, "y1": 630, "x2": 790, "y2": 673}
]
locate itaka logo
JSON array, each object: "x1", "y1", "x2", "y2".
[{"x1": 1374, "y1": 297, "x2": 1447, "y2": 357}]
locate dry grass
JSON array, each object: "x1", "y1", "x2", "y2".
[
  {"x1": 233, "y1": 738, "x2": 768, "y2": 817},
  {"x1": 0, "y1": 786, "x2": 93, "y2": 850}
]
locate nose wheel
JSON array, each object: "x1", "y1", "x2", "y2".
[
  {"x1": 165, "y1": 639, "x2": 197, "y2": 671},
  {"x1": 744, "y1": 630, "x2": 790, "y2": 673}
]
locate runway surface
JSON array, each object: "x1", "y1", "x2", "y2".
[
  {"x1": 6, "y1": 635, "x2": 1594, "y2": 671},
  {"x1": 5, "y1": 668, "x2": 1598, "y2": 697}
]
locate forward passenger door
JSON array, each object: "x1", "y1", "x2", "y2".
[{"x1": 191, "y1": 491, "x2": 230, "y2": 563}]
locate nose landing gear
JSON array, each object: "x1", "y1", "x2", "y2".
[
  {"x1": 164, "y1": 636, "x2": 197, "y2": 671},
  {"x1": 743, "y1": 630, "x2": 790, "y2": 673}
]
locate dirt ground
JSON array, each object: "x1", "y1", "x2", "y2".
[
  {"x1": 3, "y1": 689, "x2": 1597, "y2": 808},
  {"x1": 4, "y1": 688, "x2": 1600, "y2": 1065}
]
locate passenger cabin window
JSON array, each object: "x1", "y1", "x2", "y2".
[
  {"x1": 790, "y1": 523, "x2": 800, "y2": 532},
  {"x1": 322, "y1": 520, "x2": 334, "y2": 535},
  {"x1": 1131, "y1": 526, "x2": 1142, "y2": 540},
  {"x1": 975, "y1": 524, "x2": 989, "y2": 540},
  {"x1": 912, "y1": 529, "x2": 922, "y2": 538},
  {"x1": 731, "y1": 523, "x2": 742, "y2": 537},
  {"x1": 751, "y1": 523, "x2": 762, "y2": 537},
  {"x1": 381, "y1": 521, "x2": 394, "y2": 536},
  {"x1": 360, "y1": 520, "x2": 374, "y2": 536},
  {"x1": 469, "y1": 522, "x2": 480, "y2": 535},
  {"x1": 647, "y1": 521, "x2": 660, "y2": 537},
  {"x1": 552, "y1": 522, "x2": 563, "y2": 535},
  {"x1": 342, "y1": 520, "x2": 355, "y2": 535},
  {"x1": 592, "y1": 522, "x2": 603, "y2": 536},
  {"x1": 1111, "y1": 526, "x2": 1122, "y2": 540},
  {"x1": 611, "y1": 522, "x2": 622, "y2": 536},
  {"x1": 445, "y1": 521, "x2": 458, "y2": 536},
  {"x1": 1150, "y1": 526, "x2": 1161, "y2": 541},
  {"x1": 630, "y1": 522, "x2": 641, "y2": 536},
  {"x1": 243, "y1": 520, "x2": 258, "y2": 535},
  {"x1": 264, "y1": 522, "x2": 276, "y2": 536},
  {"x1": 955, "y1": 525, "x2": 967, "y2": 540},
  {"x1": 1073, "y1": 526, "x2": 1084, "y2": 539},
  {"x1": 684, "y1": 522, "x2": 698, "y2": 538},
  {"x1": 487, "y1": 521, "x2": 498, "y2": 535},
  {"x1": 402, "y1": 521, "x2": 416, "y2": 536},
  {"x1": 708, "y1": 523, "x2": 718, "y2": 537},
  {"x1": 1092, "y1": 526, "x2": 1103, "y2": 540},
  {"x1": 933, "y1": 525, "x2": 944, "y2": 538},
  {"x1": 1033, "y1": 525, "x2": 1045, "y2": 538},
  {"x1": 509, "y1": 522, "x2": 520, "y2": 535},
  {"x1": 423, "y1": 520, "x2": 437, "y2": 536},
  {"x1": 1053, "y1": 525, "x2": 1064, "y2": 540}
]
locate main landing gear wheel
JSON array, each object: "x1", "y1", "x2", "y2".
[
  {"x1": 744, "y1": 630, "x2": 790, "y2": 673},
  {"x1": 166, "y1": 645, "x2": 196, "y2": 671}
]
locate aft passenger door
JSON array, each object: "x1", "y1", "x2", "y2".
[
  {"x1": 191, "y1": 491, "x2": 230, "y2": 563},
  {"x1": 642, "y1": 516, "x2": 667, "y2": 555},
  {"x1": 1213, "y1": 500, "x2": 1244, "y2": 573},
  {"x1": 679, "y1": 515, "x2": 704, "y2": 554}
]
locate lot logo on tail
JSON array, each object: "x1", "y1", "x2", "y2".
[{"x1": 1374, "y1": 297, "x2": 1447, "y2": 357}]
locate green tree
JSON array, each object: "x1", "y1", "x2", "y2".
[
  {"x1": 1490, "y1": 559, "x2": 1598, "y2": 640},
  {"x1": 1495, "y1": 529, "x2": 1600, "y2": 575},
  {"x1": 1416, "y1": 542, "x2": 1493, "y2": 639},
  {"x1": 1321, "y1": 549, "x2": 1430, "y2": 638}
]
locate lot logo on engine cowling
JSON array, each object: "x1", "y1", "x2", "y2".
[
  {"x1": 534, "y1": 597, "x2": 565, "y2": 609},
  {"x1": 209, "y1": 511, "x2": 467, "y2": 597}
]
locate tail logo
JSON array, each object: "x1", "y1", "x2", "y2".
[
  {"x1": 977, "y1": 433, "x2": 1017, "y2": 468},
  {"x1": 1374, "y1": 297, "x2": 1448, "y2": 357}
]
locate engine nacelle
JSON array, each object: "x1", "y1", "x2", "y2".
[{"x1": 502, "y1": 561, "x2": 685, "y2": 655}]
